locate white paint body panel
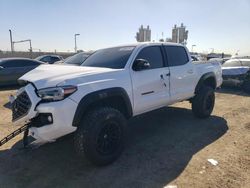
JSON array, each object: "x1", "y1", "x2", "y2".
[
  {"x1": 29, "y1": 97, "x2": 78, "y2": 143},
  {"x1": 13, "y1": 42, "x2": 222, "y2": 144}
]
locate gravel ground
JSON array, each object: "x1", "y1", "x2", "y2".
[{"x1": 0, "y1": 87, "x2": 249, "y2": 188}]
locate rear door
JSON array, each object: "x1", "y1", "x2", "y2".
[
  {"x1": 164, "y1": 45, "x2": 196, "y2": 102},
  {"x1": 131, "y1": 45, "x2": 170, "y2": 115}
]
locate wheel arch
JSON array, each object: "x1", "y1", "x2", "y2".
[
  {"x1": 195, "y1": 72, "x2": 217, "y2": 93},
  {"x1": 72, "y1": 87, "x2": 133, "y2": 127}
]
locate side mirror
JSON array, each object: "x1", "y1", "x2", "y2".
[{"x1": 133, "y1": 59, "x2": 150, "y2": 71}]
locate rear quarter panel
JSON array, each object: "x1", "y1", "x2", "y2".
[{"x1": 194, "y1": 61, "x2": 223, "y2": 88}]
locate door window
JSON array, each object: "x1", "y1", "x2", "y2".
[
  {"x1": 164, "y1": 46, "x2": 189, "y2": 66},
  {"x1": 135, "y1": 46, "x2": 164, "y2": 69},
  {"x1": 51, "y1": 56, "x2": 60, "y2": 63},
  {"x1": 41, "y1": 56, "x2": 51, "y2": 62},
  {"x1": 2, "y1": 60, "x2": 40, "y2": 68}
]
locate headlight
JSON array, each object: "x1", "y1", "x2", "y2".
[{"x1": 37, "y1": 85, "x2": 77, "y2": 102}]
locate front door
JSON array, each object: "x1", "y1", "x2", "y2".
[{"x1": 130, "y1": 45, "x2": 170, "y2": 115}]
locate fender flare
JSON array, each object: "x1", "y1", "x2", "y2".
[
  {"x1": 195, "y1": 72, "x2": 216, "y2": 93},
  {"x1": 72, "y1": 87, "x2": 133, "y2": 127}
]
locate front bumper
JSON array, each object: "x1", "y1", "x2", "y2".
[{"x1": 12, "y1": 84, "x2": 78, "y2": 144}]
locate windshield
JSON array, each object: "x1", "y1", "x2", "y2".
[
  {"x1": 81, "y1": 46, "x2": 135, "y2": 69},
  {"x1": 65, "y1": 53, "x2": 90, "y2": 65},
  {"x1": 35, "y1": 56, "x2": 43, "y2": 60}
]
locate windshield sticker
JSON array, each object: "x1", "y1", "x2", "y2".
[{"x1": 119, "y1": 47, "x2": 134, "y2": 51}]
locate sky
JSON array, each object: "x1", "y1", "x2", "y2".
[{"x1": 0, "y1": 0, "x2": 250, "y2": 55}]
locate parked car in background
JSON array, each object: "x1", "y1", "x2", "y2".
[
  {"x1": 222, "y1": 57, "x2": 250, "y2": 93},
  {"x1": 55, "y1": 52, "x2": 91, "y2": 66},
  {"x1": 222, "y1": 66, "x2": 250, "y2": 93},
  {"x1": 35, "y1": 55, "x2": 63, "y2": 64},
  {"x1": 208, "y1": 58, "x2": 230, "y2": 65},
  {"x1": 0, "y1": 58, "x2": 43, "y2": 86},
  {"x1": 190, "y1": 53, "x2": 204, "y2": 61},
  {"x1": 231, "y1": 55, "x2": 250, "y2": 59},
  {"x1": 223, "y1": 58, "x2": 250, "y2": 68},
  {"x1": 191, "y1": 55, "x2": 199, "y2": 61}
]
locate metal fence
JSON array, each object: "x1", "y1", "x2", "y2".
[{"x1": 0, "y1": 51, "x2": 75, "y2": 59}]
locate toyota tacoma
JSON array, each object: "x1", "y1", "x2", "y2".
[{"x1": 10, "y1": 42, "x2": 222, "y2": 165}]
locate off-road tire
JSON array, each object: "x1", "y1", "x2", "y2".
[
  {"x1": 242, "y1": 80, "x2": 250, "y2": 94},
  {"x1": 74, "y1": 107, "x2": 127, "y2": 166},
  {"x1": 192, "y1": 86, "x2": 215, "y2": 118}
]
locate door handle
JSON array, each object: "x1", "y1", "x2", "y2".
[
  {"x1": 187, "y1": 69, "x2": 193, "y2": 74},
  {"x1": 160, "y1": 74, "x2": 167, "y2": 87},
  {"x1": 166, "y1": 72, "x2": 170, "y2": 77}
]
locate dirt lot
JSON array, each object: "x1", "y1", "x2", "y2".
[{"x1": 0, "y1": 87, "x2": 249, "y2": 188}]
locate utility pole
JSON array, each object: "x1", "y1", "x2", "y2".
[
  {"x1": 28, "y1": 39, "x2": 32, "y2": 53},
  {"x1": 9, "y1": 29, "x2": 14, "y2": 52},
  {"x1": 74, "y1": 33, "x2": 80, "y2": 52},
  {"x1": 177, "y1": 28, "x2": 179, "y2": 43}
]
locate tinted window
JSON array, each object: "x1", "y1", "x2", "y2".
[
  {"x1": 135, "y1": 46, "x2": 164, "y2": 69},
  {"x1": 2, "y1": 60, "x2": 40, "y2": 68},
  {"x1": 41, "y1": 56, "x2": 51, "y2": 62},
  {"x1": 18, "y1": 60, "x2": 40, "y2": 67},
  {"x1": 0, "y1": 61, "x2": 17, "y2": 68},
  {"x1": 65, "y1": 53, "x2": 89, "y2": 65},
  {"x1": 82, "y1": 46, "x2": 134, "y2": 69},
  {"x1": 51, "y1": 56, "x2": 60, "y2": 62},
  {"x1": 165, "y1": 46, "x2": 189, "y2": 66}
]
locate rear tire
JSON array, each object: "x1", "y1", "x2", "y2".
[
  {"x1": 74, "y1": 107, "x2": 127, "y2": 166},
  {"x1": 192, "y1": 86, "x2": 215, "y2": 118}
]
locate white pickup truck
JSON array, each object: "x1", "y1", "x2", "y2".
[{"x1": 11, "y1": 42, "x2": 222, "y2": 165}]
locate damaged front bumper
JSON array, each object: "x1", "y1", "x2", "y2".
[{"x1": 11, "y1": 84, "x2": 78, "y2": 146}]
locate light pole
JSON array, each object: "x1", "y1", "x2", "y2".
[
  {"x1": 9, "y1": 29, "x2": 14, "y2": 52},
  {"x1": 191, "y1": 45, "x2": 196, "y2": 52},
  {"x1": 74, "y1": 33, "x2": 80, "y2": 52}
]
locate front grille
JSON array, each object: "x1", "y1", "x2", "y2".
[{"x1": 12, "y1": 91, "x2": 32, "y2": 121}]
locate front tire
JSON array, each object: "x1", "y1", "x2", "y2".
[
  {"x1": 74, "y1": 107, "x2": 127, "y2": 166},
  {"x1": 192, "y1": 86, "x2": 215, "y2": 118}
]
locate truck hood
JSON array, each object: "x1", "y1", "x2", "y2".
[{"x1": 19, "y1": 65, "x2": 116, "y2": 89}]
